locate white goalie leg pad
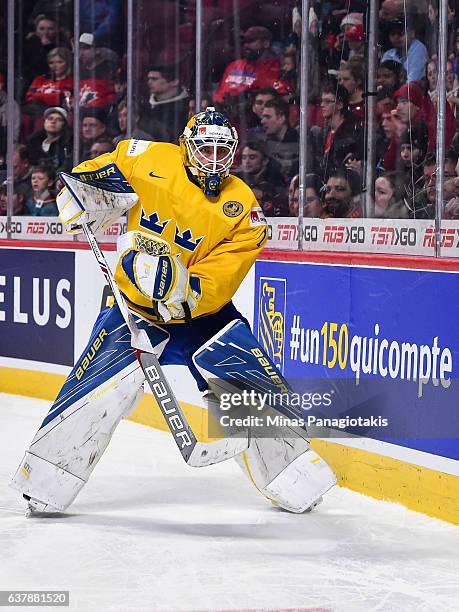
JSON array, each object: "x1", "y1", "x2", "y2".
[
  {"x1": 11, "y1": 452, "x2": 85, "y2": 512},
  {"x1": 10, "y1": 363, "x2": 145, "y2": 511},
  {"x1": 263, "y1": 448, "x2": 337, "y2": 513},
  {"x1": 236, "y1": 431, "x2": 336, "y2": 513}
]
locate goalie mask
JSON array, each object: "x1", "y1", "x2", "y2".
[{"x1": 180, "y1": 107, "x2": 238, "y2": 197}]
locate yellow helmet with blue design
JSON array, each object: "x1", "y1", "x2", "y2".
[{"x1": 180, "y1": 106, "x2": 238, "y2": 197}]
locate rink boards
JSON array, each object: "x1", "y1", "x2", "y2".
[{"x1": 0, "y1": 241, "x2": 458, "y2": 524}]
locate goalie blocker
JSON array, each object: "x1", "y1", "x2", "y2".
[{"x1": 11, "y1": 311, "x2": 335, "y2": 514}]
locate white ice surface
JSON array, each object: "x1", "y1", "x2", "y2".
[{"x1": 1, "y1": 393, "x2": 458, "y2": 612}]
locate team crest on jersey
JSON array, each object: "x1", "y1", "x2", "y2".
[
  {"x1": 223, "y1": 201, "x2": 243, "y2": 217},
  {"x1": 174, "y1": 226, "x2": 204, "y2": 252},
  {"x1": 140, "y1": 209, "x2": 170, "y2": 234}
]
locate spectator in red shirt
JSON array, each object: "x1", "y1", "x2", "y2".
[
  {"x1": 213, "y1": 26, "x2": 292, "y2": 107},
  {"x1": 24, "y1": 47, "x2": 73, "y2": 119},
  {"x1": 78, "y1": 33, "x2": 118, "y2": 110}
]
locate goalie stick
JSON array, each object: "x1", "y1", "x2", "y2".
[{"x1": 59, "y1": 171, "x2": 249, "y2": 467}]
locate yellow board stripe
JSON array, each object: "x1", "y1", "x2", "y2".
[{"x1": 1, "y1": 365, "x2": 458, "y2": 525}]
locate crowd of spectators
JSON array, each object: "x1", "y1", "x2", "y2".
[{"x1": 2, "y1": 0, "x2": 459, "y2": 220}]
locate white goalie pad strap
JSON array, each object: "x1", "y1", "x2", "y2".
[
  {"x1": 10, "y1": 452, "x2": 85, "y2": 511},
  {"x1": 263, "y1": 448, "x2": 337, "y2": 513}
]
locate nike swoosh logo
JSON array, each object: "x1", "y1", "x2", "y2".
[{"x1": 149, "y1": 171, "x2": 166, "y2": 179}]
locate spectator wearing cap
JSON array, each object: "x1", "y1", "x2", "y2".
[
  {"x1": 213, "y1": 26, "x2": 293, "y2": 107},
  {"x1": 24, "y1": 164, "x2": 58, "y2": 216},
  {"x1": 27, "y1": 106, "x2": 73, "y2": 173},
  {"x1": 345, "y1": 24, "x2": 365, "y2": 59},
  {"x1": 77, "y1": 33, "x2": 118, "y2": 112},
  {"x1": 326, "y1": 11, "x2": 364, "y2": 67},
  {"x1": 79, "y1": 33, "x2": 119, "y2": 81},
  {"x1": 138, "y1": 65, "x2": 189, "y2": 144},
  {"x1": 322, "y1": 167, "x2": 362, "y2": 219},
  {"x1": 380, "y1": 18, "x2": 429, "y2": 82},
  {"x1": 80, "y1": 108, "x2": 110, "y2": 160},
  {"x1": 319, "y1": 82, "x2": 363, "y2": 174},
  {"x1": 340, "y1": 12, "x2": 364, "y2": 34},
  {"x1": 23, "y1": 47, "x2": 73, "y2": 131}
]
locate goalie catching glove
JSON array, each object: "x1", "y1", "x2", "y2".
[
  {"x1": 57, "y1": 166, "x2": 139, "y2": 234},
  {"x1": 117, "y1": 231, "x2": 201, "y2": 322}
]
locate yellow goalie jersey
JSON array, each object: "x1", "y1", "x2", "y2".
[{"x1": 71, "y1": 139, "x2": 268, "y2": 322}]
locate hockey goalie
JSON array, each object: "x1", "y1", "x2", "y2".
[{"x1": 11, "y1": 107, "x2": 336, "y2": 515}]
